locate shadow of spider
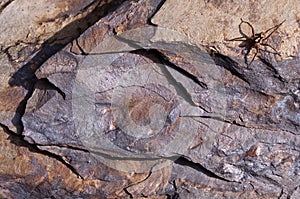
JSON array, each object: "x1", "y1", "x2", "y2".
[{"x1": 226, "y1": 18, "x2": 285, "y2": 66}]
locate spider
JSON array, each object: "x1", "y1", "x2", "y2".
[{"x1": 226, "y1": 18, "x2": 285, "y2": 66}]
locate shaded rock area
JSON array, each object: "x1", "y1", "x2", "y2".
[{"x1": 0, "y1": 0, "x2": 299, "y2": 198}]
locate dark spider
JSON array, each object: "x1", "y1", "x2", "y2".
[{"x1": 226, "y1": 18, "x2": 285, "y2": 66}]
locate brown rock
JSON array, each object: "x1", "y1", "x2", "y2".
[
  {"x1": 152, "y1": 0, "x2": 300, "y2": 60},
  {"x1": 1, "y1": 0, "x2": 300, "y2": 198}
]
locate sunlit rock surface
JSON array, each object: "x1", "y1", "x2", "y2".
[{"x1": 0, "y1": 0, "x2": 299, "y2": 198}]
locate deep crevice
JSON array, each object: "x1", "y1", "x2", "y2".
[
  {"x1": 166, "y1": 180, "x2": 179, "y2": 199},
  {"x1": 258, "y1": 56, "x2": 286, "y2": 82},
  {"x1": 123, "y1": 171, "x2": 153, "y2": 198},
  {"x1": 35, "y1": 78, "x2": 66, "y2": 100},
  {"x1": 123, "y1": 187, "x2": 134, "y2": 198},
  {"x1": 155, "y1": 49, "x2": 209, "y2": 89},
  {"x1": 11, "y1": 78, "x2": 36, "y2": 134},
  {"x1": 208, "y1": 50, "x2": 250, "y2": 85},
  {"x1": 181, "y1": 114, "x2": 247, "y2": 128},
  {"x1": 174, "y1": 156, "x2": 233, "y2": 182},
  {"x1": 131, "y1": 49, "x2": 208, "y2": 89},
  {"x1": 11, "y1": 77, "x2": 66, "y2": 134},
  {"x1": 0, "y1": 0, "x2": 13, "y2": 14},
  {"x1": 8, "y1": 0, "x2": 128, "y2": 133},
  {"x1": 112, "y1": 34, "x2": 208, "y2": 89},
  {"x1": 129, "y1": 49, "x2": 210, "y2": 112},
  {"x1": 277, "y1": 188, "x2": 284, "y2": 199},
  {"x1": 82, "y1": 45, "x2": 210, "y2": 111},
  {"x1": 9, "y1": 0, "x2": 127, "y2": 87},
  {"x1": 0, "y1": 123, "x2": 84, "y2": 179},
  {"x1": 147, "y1": 0, "x2": 167, "y2": 26}
]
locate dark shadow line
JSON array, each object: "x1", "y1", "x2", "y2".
[
  {"x1": 8, "y1": 0, "x2": 128, "y2": 134},
  {"x1": 114, "y1": 35, "x2": 208, "y2": 89},
  {"x1": 35, "y1": 78, "x2": 66, "y2": 100},
  {"x1": 130, "y1": 49, "x2": 209, "y2": 110},
  {"x1": 152, "y1": 49, "x2": 208, "y2": 89},
  {"x1": 0, "y1": 123, "x2": 84, "y2": 179},
  {"x1": 174, "y1": 156, "x2": 233, "y2": 182},
  {"x1": 208, "y1": 51, "x2": 250, "y2": 85},
  {"x1": 0, "y1": 0, "x2": 13, "y2": 14},
  {"x1": 9, "y1": 0, "x2": 127, "y2": 88},
  {"x1": 11, "y1": 80, "x2": 36, "y2": 134},
  {"x1": 258, "y1": 56, "x2": 286, "y2": 82},
  {"x1": 147, "y1": 0, "x2": 167, "y2": 26}
]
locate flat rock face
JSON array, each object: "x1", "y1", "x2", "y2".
[
  {"x1": 0, "y1": 0, "x2": 300, "y2": 198},
  {"x1": 152, "y1": 0, "x2": 300, "y2": 59},
  {"x1": 0, "y1": 0, "x2": 96, "y2": 47}
]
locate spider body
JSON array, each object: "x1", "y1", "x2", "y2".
[{"x1": 226, "y1": 18, "x2": 285, "y2": 66}]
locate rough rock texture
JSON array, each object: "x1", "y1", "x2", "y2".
[
  {"x1": 151, "y1": 0, "x2": 300, "y2": 59},
  {"x1": 0, "y1": 0, "x2": 300, "y2": 198}
]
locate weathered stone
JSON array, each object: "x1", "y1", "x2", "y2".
[
  {"x1": 1, "y1": 0, "x2": 300, "y2": 198},
  {"x1": 152, "y1": 0, "x2": 300, "y2": 60},
  {"x1": 0, "y1": 128, "x2": 110, "y2": 198},
  {"x1": 1, "y1": 0, "x2": 180, "y2": 198},
  {"x1": 0, "y1": 0, "x2": 97, "y2": 48}
]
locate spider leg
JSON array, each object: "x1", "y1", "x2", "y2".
[
  {"x1": 240, "y1": 18, "x2": 255, "y2": 37},
  {"x1": 260, "y1": 43, "x2": 280, "y2": 55},
  {"x1": 243, "y1": 47, "x2": 252, "y2": 65},
  {"x1": 262, "y1": 19, "x2": 285, "y2": 41},
  {"x1": 247, "y1": 46, "x2": 259, "y2": 66},
  {"x1": 226, "y1": 36, "x2": 247, "y2": 41}
]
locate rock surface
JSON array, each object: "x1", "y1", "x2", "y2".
[
  {"x1": 0, "y1": 0, "x2": 300, "y2": 198},
  {"x1": 152, "y1": 0, "x2": 300, "y2": 59}
]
